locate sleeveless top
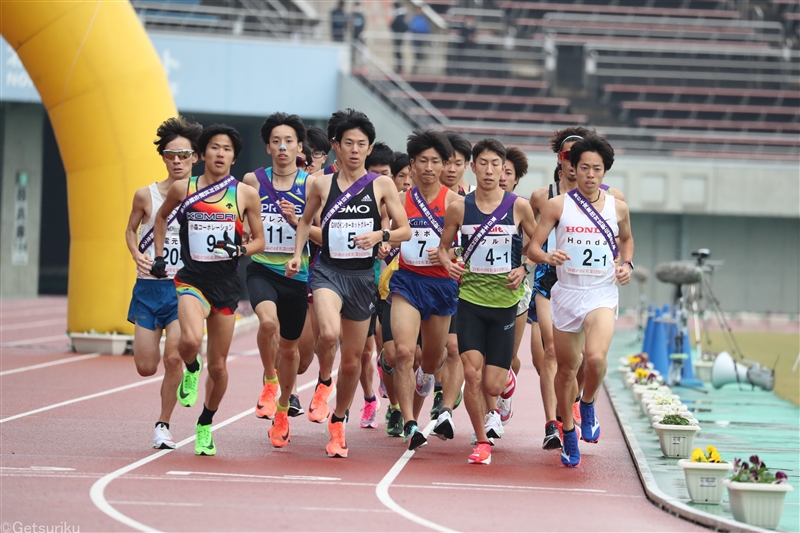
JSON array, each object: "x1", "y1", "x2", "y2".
[
  {"x1": 251, "y1": 168, "x2": 310, "y2": 282},
  {"x1": 399, "y1": 185, "x2": 449, "y2": 278},
  {"x1": 459, "y1": 192, "x2": 524, "y2": 308},
  {"x1": 139, "y1": 182, "x2": 183, "y2": 280},
  {"x1": 555, "y1": 193, "x2": 618, "y2": 288},
  {"x1": 320, "y1": 172, "x2": 382, "y2": 271},
  {"x1": 178, "y1": 176, "x2": 243, "y2": 278}
]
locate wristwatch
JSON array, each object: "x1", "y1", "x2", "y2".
[
  {"x1": 623, "y1": 260, "x2": 634, "y2": 270},
  {"x1": 523, "y1": 262, "x2": 532, "y2": 275},
  {"x1": 382, "y1": 229, "x2": 390, "y2": 242},
  {"x1": 454, "y1": 247, "x2": 463, "y2": 258}
]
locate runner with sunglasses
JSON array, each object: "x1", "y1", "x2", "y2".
[
  {"x1": 528, "y1": 135, "x2": 634, "y2": 467},
  {"x1": 151, "y1": 124, "x2": 264, "y2": 456},
  {"x1": 125, "y1": 117, "x2": 202, "y2": 450}
]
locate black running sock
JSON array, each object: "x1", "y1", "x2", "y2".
[
  {"x1": 434, "y1": 382, "x2": 443, "y2": 392},
  {"x1": 197, "y1": 405, "x2": 216, "y2": 426},
  {"x1": 331, "y1": 413, "x2": 346, "y2": 424},
  {"x1": 556, "y1": 415, "x2": 563, "y2": 423},
  {"x1": 575, "y1": 396, "x2": 582, "y2": 404},
  {"x1": 318, "y1": 375, "x2": 332, "y2": 387},
  {"x1": 185, "y1": 358, "x2": 200, "y2": 373},
  {"x1": 563, "y1": 426, "x2": 576, "y2": 434},
  {"x1": 403, "y1": 420, "x2": 417, "y2": 434},
  {"x1": 155, "y1": 421, "x2": 170, "y2": 429},
  {"x1": 364, "y1": 395, "x2": 376, "y2": 403}
]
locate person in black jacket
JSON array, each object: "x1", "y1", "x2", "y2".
[{"x1": 390, "y1": 2, "x2": 408, "y2": 73}]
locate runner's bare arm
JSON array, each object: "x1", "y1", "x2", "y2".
[
  {"x1": 527, "y1": 196, "x2": 569, "y2": 266},
  {"x1": 153, "y1": 180, "x2": 187, "y2": 258},
  {"x1": 609, "y1": 186, "x2": 627, "y2": 203},
  {"x1": 506, "y1": 198, "x2": 537, "y2": 290},
  {"x1": 287, "y1": 175, "x2": 325, "y2": 277},
  {"x1": 385, "y1": 191, "x2": 406, "y2": 248},
  {"x1": 437, "y1": 197, "x2": 464, "y2": 280},
  {"x1": 529, "y1": 186, "x2": 548, "y2": 220},
  {"x1": 125, "y1": 187, "x2": 153, "y2": 275},
  {"x1": 306, "y1": 174, "x2": 323, "y2": 245},
  {"x1": 615, "y1": 201, "x2": 634, "y2": 285},
  {"x1": 240, "y1": 185, "x2": 265, "y2": 255},
  {"x1": 353, "y1": 176, "x2": 410, "y2": 250}
]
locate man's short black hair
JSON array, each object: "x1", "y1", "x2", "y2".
[
  {"x1": 569, "y1": 135, "x2": 615, "y2": 171},
  {"x1": 333, "y1": 109, "x2": 376, "y2": 146},
  {"x1": 327, "y1": 110, "x2": 349, "y2": 141},
  {"x1": 365, "y1": 141, "x2": 395, "y2": 169},
  {"x1": 306, "y1": 126, "x2": 331, "y2": 154},
  {"x1": 549, "y1": 126, "x2": 595, "y2": 153},
  {"x1": 198, "y1": 124, "x2": 243, "y2": 160},
  {"x1": 442, "y1": 130, "x2": 472, "y2": 162},
  {"x1": 391, "y1": 153, "x2": 410, "y2": 177},
  {"x1": 259, "y1": 112, "x2": 306, "y2": 145},
  {"x1": 154, "y1": 116, "x2": 202, "y2": 154},
  {"x1": 472, "y1": 138, "x2": 506, "y2": 163},
  {"x1": 406, "y1": 129, "x2": 453, "y2": 161},
  {"x1": 505, "y1": 146, "x2": 528, "y2": 179}
]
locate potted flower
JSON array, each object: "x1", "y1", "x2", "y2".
[
  {"x1": 722, "y1": 455, "x2": 793, "y2": 529},
  {"x1": 677, "y1": 446, "x2": 732, "y2": 504},
  {"x1": 692, "y1": 351, "x2": 715, "y2": 382},
  {"x1": 652, "y1": 414, "x2": 701, "y2": 458}
]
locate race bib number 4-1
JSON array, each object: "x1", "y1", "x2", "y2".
[
  {"x1": 401, "y1": 231, "x2": 441, "y2": 267},
  {"x1": 465, "y1": 224, "x2": 514, "y2": 274},
  {"x1": 262, "y1": 214, "x2": 296, "y2": 254},
  {"x1": 563, "y1": 244, "x2": 612, "y2": 276},
  {"x1": 150, "y1": 225, "x2": 183, "y2": 276},
  {"x1": 328, "y1": 218, "x2": 373, "y2": 259},
  {"x1": 188, "y1": 220, "x2": 236, "y2": 262}
]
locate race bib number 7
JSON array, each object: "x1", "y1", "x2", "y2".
[
  {"x1": 329, "y1": 218, "x2": 373, "y2": 259},
  {"x1": 188, "y1": 221, "x2": 235, "y2": 262},
  {"x1": 401, "y1": 230, "x2": 440, "y2": 267}
]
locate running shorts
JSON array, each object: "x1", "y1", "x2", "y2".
[
  {"x1": 311, "y1": 259, "x2": 376, "y2": 322},
  {"x1": 246, "y1": 262, "x2": 308, "y2": 341},
  {"x1": 456, "y1": 299, "x2": 516, "y2": 370},
  {"x1": 389, "y1": 268, "x2": 459, "y2": 321},
  {"x1": 516, "y1": 278, "x2": 533, "y2": 317},
  {"x1": 174, "y1": 270, "x2": 240, "y2": 315},
  {"x1": 550, "y1": 282, "x2": 618, "y2": 333},
  {"x1": 127, "y1": 279, "x2": 178, "y2": 331}
]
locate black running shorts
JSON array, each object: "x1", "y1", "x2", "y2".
[
  {"x1": 456, "y1": 299, "x2": 516, "y2": 370},
  {"x1": 246, "y1": 262, "x2": 308, "y2": 341}
]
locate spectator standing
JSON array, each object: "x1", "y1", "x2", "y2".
[
  {"x1": 352, "y1": 2, "x2": 366, "y2": 43},
  {"x1": 331, "y1": 0, "x2": 348, "y2": 43},
  {"x1": 390, "y1": 2, "x2": 408, "y2": 74},
  {"x1": 409, "y1": 6, "x2": 430, "y2": 74}
]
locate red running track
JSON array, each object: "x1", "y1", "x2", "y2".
[{"x1": 0, "y1": 297, "x2": 706, "y2": 532}]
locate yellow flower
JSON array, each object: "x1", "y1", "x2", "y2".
[
  {"x1": 709, "y1": 451, "x2": 723, "y2": 463},
  {"x1": 635, "y1": 368, "x2": 649, "y2": 379},
  {"x1": 691, "y1": 448, "x2": 708, "y2": 463}
]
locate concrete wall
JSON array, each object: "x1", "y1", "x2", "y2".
[{"x1": 0, "y1": 103, "x2": 43, "y2": 297}]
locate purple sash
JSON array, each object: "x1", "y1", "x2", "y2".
[
  {"x1": 384, "y1": 247, "x2": 400, "y2": 265},
  {"x1": 321, "y1": 172, "x2": 380, "y2": 229},
  {"x1": 254, "y1": 167, "x2": 296, "y2": 229},
  {"x1": 138, "y1": 175, "x2": 236, "y2": 254},
  {"x1": 409, "y1": 186, "x2": 444, "y2": 237},
  {"x1": 462, "y1": 193, "x2": 518, "y2": 265},
  {"x1": 567, "y1": 188, "x2": 619, "y2": 259}
]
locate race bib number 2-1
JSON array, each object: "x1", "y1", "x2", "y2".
[
  {"x1": 328, "y1": 218, "x2": 373, "y2": 259},
  {"x1": 188, "y1": 221, "x2": 235, "y2": 262},
  {"x1": 563, "y1": 244, "x2": 611, "y2": 276}
]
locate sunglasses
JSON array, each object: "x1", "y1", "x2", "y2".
[
  {"x1": 163, "y1": 149, "x2": 195, "y2": 160},
  {"x1": 558, "y1": 150, "x2": 570, "y2": 161}
]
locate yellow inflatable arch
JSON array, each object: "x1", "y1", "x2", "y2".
[{"x1": 1, "y1": 1, "x2": 177, "y2": 334}]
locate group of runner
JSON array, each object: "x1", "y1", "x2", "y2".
[{"x1": 125, "y1": 110, "x2": 634, "y2": 467}]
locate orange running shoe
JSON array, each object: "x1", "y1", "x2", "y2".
[
  {"x1": 268, "y1": 411, "x2": 290, "y2": 448},
  {"x1": 307, "y1": 381, "x2": 333, "y2": 423},
  {"x1": 325, "y1": 417, "x2": 348, "y2": 458},
  {"x1": 573, "y1": 401, "x2": 582, "y2": 426},
  {"x1": 256, "y1": 381, "x2": 279, "y2": 419},
  {"x1": 468, "y1": 442, "x2": 492, "y2": 465}
]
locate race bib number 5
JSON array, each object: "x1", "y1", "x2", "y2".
[
  {"x1": 329, "y1": 218, "x2": 373, "y2": 259},
  {"x1": 564, "y1": 244, "x2": 612, "y2": 276},
  {"x1": 188, "y1": 221, "x2": 236, "y2": 262}
]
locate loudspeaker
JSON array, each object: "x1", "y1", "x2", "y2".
[{"x1": 711, "y1": 351, "x2": 775, "y2": 391}]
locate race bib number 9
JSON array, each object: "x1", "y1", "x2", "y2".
[
  {"x1": 564, "y1": 244, "x2": 612, "y2": 276},
  {"x1": 262, "y1": 214, "x2": 296, "y2": 254},
  {"x1": 188, "y1": 221, "x2": 235, "y2": 262},
  {"x1": 329, "y1": 218, "x2": 373, "y2": 259},
  {"x1": 401, "y1": 229, "x2": 440, "y2": 267}
]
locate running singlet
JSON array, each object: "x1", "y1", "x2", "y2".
[
  {"x1": 459, "y1": 192, "x2": 524, "y2": 308},
  {"x1": 251, "y1": 168, "x2": 310, "y2": 282},
  {"x1": 399, "y1": 185, "x2": 449, "y2": 278},
  {"x1": 139, "y1": 182, "x2": 183, "y2": 279},
  {"x1": 555, "y1": 193, "x2": 618, "y2": 288},
  {"x1": 178, "y1": 176, "x2": 243, "y2": 277},
  {"x1": 320, "y1": 172, "x2": 382, "y2": 271}
]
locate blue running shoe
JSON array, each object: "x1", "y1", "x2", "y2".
[
  {"x1": 580, "y1": 401, "x2": 601, "y2": 443},
  {"x1": 560, "y1": 429, "x2": 581, "y2": 467}
]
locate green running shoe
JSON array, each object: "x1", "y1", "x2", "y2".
[
  {"x1": 429, "y1": 390, "x2": 444, "y2": 420},
  {"x1": 386, "y1": 408, "x2": 404, "y2": 437},
  {"x1": 195, "y1": 423, "x2": 215, "y2": 456},
  {"x1": 177, "y1": 357, "x2": 202, "y2": 407}
]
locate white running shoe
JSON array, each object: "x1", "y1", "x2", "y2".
[
  {"x1": 432, "y1": 409, "x2": 455, "y2": 441},
  {"x1": 153, "y1": 424, "x2": 176, "y2": 450},
  {"x1": 485, "y1": 410, "x2": 504, "y2": 439},
  {"x1": 414, "y1": 366, "x2": 434, "y2": 397},
  {"x1": 497, "y1": 396, "x2": 513, "y2": 426}
]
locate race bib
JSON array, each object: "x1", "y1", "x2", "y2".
[
  {"x1": 466, "y1": 224, "x2": 514, "y2": 274},
  {"x1": 262, "y1": 213, "x2": 296, "y2": 254},
  {"x1": 564, "y1": 244, "x2": 612, "y2": 276},
  {"x1": 401, "y1": 231, "x2": 440, "y2": 267},
  {"x1": 188, "y1": 220, "x2": 235, "y2": 262},
  {"x1": 148, "y1": 224, "x2": 183, "y2": 276},
  {"x1": 328, "y1": 218, "x2": 373, "y2": 259}
]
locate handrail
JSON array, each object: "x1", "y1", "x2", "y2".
[{"x1": 131, "y1": 1, "x2": 315, "y2": 23}]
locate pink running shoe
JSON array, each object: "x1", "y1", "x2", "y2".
[{"x1": 360, "y1": 397, "x2": 380, "y2": 428}]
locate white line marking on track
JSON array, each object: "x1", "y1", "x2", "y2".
[
  {"x1": 0, "y1": 307, "x2": 67, "y2": 318},
  {"x1": 90, "y1": 369, "x2": 337, "y2": 533},
  {"x1": 108, "y1": 501, "x2": 393, "y2": 513},
  {"x1": 0, "y1": 353, "x2": 100, "y2": 376},
  {"x1": 0, "y1": 466, "x2": 76, "y2": 471},
  {"x1": 166, "y1": 471, "x2": 341, "y2": 481},
  {"x1": 0, "y1": 318, "x2": 66, "y2": 331},
  {"x1": 376, "y1": 421, "x2": 456, "y2": 533},
  {"x1": 1, "y1": 334, "x2": 69, "y2": 347},
  {"x1": 431, "y1": 481, "x2": 607, "y2": 493}
]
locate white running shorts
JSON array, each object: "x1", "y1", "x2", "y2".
[
  {"x1": 550, "y1": 282, "x2": 618, "y2": 333},
  {"x1": 516, "y1": 278, "x2": 533, "y2": 317}
]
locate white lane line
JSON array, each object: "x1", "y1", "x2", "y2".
[
  {"x1": 376, "y1": 421, "x2": 456, "y2": 533},
  {"x1": 166, "y1": 471, "x2": 341, "y2": 481},
  {"x1": 0, "y1": 376, "x2": 162, "y2": 424},
  {"x1": 0, "y1": 318, "x2": 66, "y2": 331},
  {"x1": 108, "y1": 501, "x2": 393, "y2": 513},
  {"x1": 0, "y1": 353, "x2": 100, "y2": 376},
  {"x1": 90, "y1": 369, "x2": 337, "y2": 533},
  {"x1": 0, "y1": 307, "x2": 67, "y2": 318},
  {"x1": 1, "y1": 334, "x2": 69, "y2": 347},
  {"x1": 431, "y1": 481, "x2": 606, "y2": 493}
]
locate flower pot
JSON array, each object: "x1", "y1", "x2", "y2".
[
  {"x1": 70, "y1": 333, "x2": 130, "y2": 355},
  {"x1": 692, "y1": 360, "x2": 714, "y2": 382},
  {"x1": 652, "y1": 422, "x2": 701, "y2": 458},
  {"x1": 677, "y1": 459, "x2": 732, "y2": 504},
  {"x1": 652, "y1": 414, "x2": 698, "y2": 426},
  {"x1": 723, "y1": 479, "x2": 793, "y2": 529}
]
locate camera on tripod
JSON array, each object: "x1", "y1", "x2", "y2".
[{"x1": 691, "y1": 248, "x2": 710, "y2": 265}]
